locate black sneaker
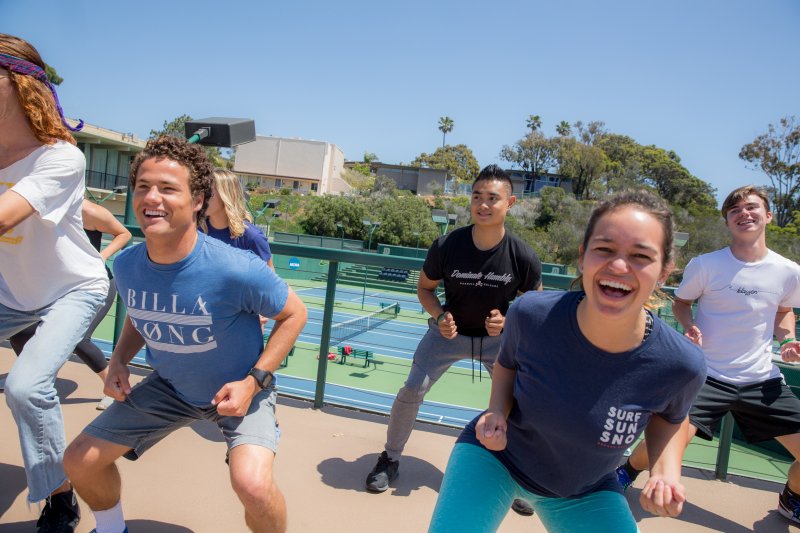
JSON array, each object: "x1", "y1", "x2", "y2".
[
  {"x1": 511, "y1": 498, "x2": 534, "y2": 516},
  {"x1": 366, "y1": 451, "x2": 399, "y2": 492},
  {"x1": 36, "y1": 489, "x2": 80, "y2": 533},
  {"x1": 778, "y1": 487, "x2": 800, "y2": 524}
]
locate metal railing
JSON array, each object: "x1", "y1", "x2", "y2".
[
  {"x1": 85, "y1": 170, "x2": 128, "y2": 191},
  {"x1": 113, "y1": 222, "x2": 788, "y2": 481}
]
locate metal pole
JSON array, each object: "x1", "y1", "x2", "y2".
[
  {"x1": 361, "y1": 263, "x2": 368, "y2": 310},
  {"x1": 314, "y1": 260, "x2": 339, "y2": 409},
  {"x1": 714, "y1": 412, "x2": 735, "y2": 480},
  {"x1": 112, "y1": 183, "x2": 137, "y2": 351}
]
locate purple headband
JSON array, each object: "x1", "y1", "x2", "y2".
[{"x1": 0, "y1": 52, "x2": 83, "y2": 132}]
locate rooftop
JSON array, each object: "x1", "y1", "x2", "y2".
[{"x1": 0, "y1": 348, "x2": 792, "y2": 532}]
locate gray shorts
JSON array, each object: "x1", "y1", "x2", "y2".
[{"x1": 84, "y1": 371, "x2": 280, "y2": 460}]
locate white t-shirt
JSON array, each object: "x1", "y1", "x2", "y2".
[
  {"x1": 0, "y1": 141, "x2": 108, "y2": 311},
  {"x1": 676, "y1": 247, "x2": 800, "y2": 384}
]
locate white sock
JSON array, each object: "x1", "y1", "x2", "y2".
[{"x1": 93, "y1": 499, "x2": 126, "y2": 533}]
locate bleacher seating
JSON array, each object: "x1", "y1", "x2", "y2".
[{"x1": 378, "y1": 267, "x2": 410, "y2": 282}]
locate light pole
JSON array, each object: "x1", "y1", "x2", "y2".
[
  {"x1": 336, "y1": 221, "x2": 344, "y2": 248},
  {"x1": 361, "y1": 219, "x2": 381, "y2": 309},
  {"x1": 432, "y1": 209, "x2": 457, "y2": 234},
  {"x1": 250, "y1": 198, "x2": 280, "y2": 226},
  {"x1": 362, "y1": 219, "x2": 381, "y2": 252},
  {"x1": 266, "y1": 211, "x2": 281, "y2": 239},
  {"x1": 447, "y1": 213, "x2": 458, "y2": 233},
  {"x1": 411, "y1": 231, "x2": 421, "y2": 257}
]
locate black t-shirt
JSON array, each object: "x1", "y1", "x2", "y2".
[{"x1": 423, "y1": 225, "x2": 541, "y2": 336}]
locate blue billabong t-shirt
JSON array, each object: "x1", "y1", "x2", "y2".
[
  {"x1": 113, "y1": 232, "x2": 288, "y2": 406},
  {"x1": 205, "y1": 220, "x2": 272, "y2": 263},
  {"x1": 459, "y1": 290, "x2": 706, "y2": 498}
]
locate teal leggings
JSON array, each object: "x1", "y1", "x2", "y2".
[{"x1": 429, "y1": 443, "x2": 639, "y2": 533}]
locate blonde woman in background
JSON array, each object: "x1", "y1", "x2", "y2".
[{"x1": 202, "y1": 168, "x2": 273, "y2": 269}]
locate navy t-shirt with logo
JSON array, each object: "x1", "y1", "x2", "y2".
[
  {"x1": 458, "y1": 290, "x2": 706, "y2": 498},
  {"x1": 423, "y1": 225, "x2": 541, "y2": 336}
]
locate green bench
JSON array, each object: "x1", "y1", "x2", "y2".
[
  {"x1": 337, "y1": 346, "x2": 375, "y2": 369},
  {"x1": 263, "y1": 333, "x2": 295, "y2": 368}
]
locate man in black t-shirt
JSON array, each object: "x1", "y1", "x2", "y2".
[{"x1": 366, "y1": 165, "x2": 542, "y2": 514}]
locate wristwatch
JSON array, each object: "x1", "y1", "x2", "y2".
[{"x1": 247, "y1": 368, "x2": 274, "y2": 390}]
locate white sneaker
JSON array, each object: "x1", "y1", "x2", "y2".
[{"x1": 96, "y1": 395, "x2": 115, "y2": 410}]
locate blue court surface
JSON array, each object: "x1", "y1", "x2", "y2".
[{"x1": 91, "y1": 295, "x2": 488, "y2": 427}]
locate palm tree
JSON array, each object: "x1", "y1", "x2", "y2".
[
  {"x1": 526, "y1": 114, "x2": 542, "y2": 133},
  {"x1": 556, "y1": 120, "x2": 572, "y2": 137},
  {"x1": 438, "y1": 116, "x2": 454, "y2": 147}
]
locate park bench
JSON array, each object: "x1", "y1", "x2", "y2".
[
  {"x1": 337, "y1": 345, "x2": 375, "y2": 369},
  {"x1": 263, "y1": 332, "x2": 295, "y2": 368}
]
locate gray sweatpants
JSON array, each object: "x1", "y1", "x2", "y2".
[{"x1": 384, "y1": 318, "x2": 500, "y2": 460}]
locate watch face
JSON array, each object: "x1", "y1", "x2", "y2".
[{"x1": 250, "y1": 368, "x2": 273, "y2": 389}]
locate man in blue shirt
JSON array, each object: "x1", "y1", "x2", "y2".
[{"x1": 63, "y1": 136, "x2": 307, "y2": 533}]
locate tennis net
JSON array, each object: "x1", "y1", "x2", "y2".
[{"x1": 330, "y1": 302, "x2": 400, "y2": 345}]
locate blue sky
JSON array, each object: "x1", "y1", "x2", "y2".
[{"x1": 4, "y1": 0, "x2": 799, "y2": 203}]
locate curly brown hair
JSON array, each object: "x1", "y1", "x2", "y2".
[
  {"x1": 130, "y1": 135, "x2": 214, "y2": 223},
  {"x1": 0, "y1": 34, "x2": 75, "y2": 145}
]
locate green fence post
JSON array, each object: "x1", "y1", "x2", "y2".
[
  {"x1": 314, "y1": 260, "x2": 339, "y2": 409},
  {"x1": 715, "y1": 412, "x2": 735, "y2": 480},
  {"x1": 112, "y1": 184, "x2": 137, "y2": 349}
]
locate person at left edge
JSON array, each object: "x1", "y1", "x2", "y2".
[
  {"x1": 0, "y1": 33, "x2": 106, "y2": 533},
  {"x1": 63, "y1": 135, "x2": 307, "y2": 533}
]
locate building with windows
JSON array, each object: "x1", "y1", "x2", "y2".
[
  {"x1": 65, "y1": 118, "x2": 146, "y2": 216},
  {"x1": 68, "y1": 119, "x2": 146, "y2": 191},
  {"x1": 371, "y1": 163, "x2": 450, "y2": 196},
  {"x1": 234, "y1": 136, "x2": 349, "y2": 195},
  {"x1": 507, "y1": 169, "x2": 573, "y2": 197}
]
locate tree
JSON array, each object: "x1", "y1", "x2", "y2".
[
  {"x1": 739, "y1": 116, "x2": 800, "y2": 226},
  {"x1": 556, "y1": 138, "x2": 608, "y2": 200},
  {"x1": 499, "y1": 131, "x2": 558, "y2": 177},
  {"x1": 411, "y1": 144, "x2": 480, "y2": 186},
  {"x1": 363, "y1": 152, "x2": 379, "y2": 164},
  {"x1": 595, "y1": 133, "x2": 716, "y2": 210},
  {"x1": 298, "y1": 195, "x2": 367, "y2": 238},
  {"x1": 369, "y1": 195, "x2": 440, "y2": 247},
  {"x1": 45, "y1": 64, "x2": 62, "y2": 85},
  {"x1": 526, "y1": 115, "x2": 542, "y2": 133},
  {"x1": 150, "y1": 114, "x2": 226, "y2": 167},
  {"x1": 555, "y1": 120, "x2": 572, "y2": 137},
  {"x1": 438, "y1": 116, "x2": 454, "y2": 147},
  {"x1": 574, "y1": 120, "x2": 606, "y2": 145}
]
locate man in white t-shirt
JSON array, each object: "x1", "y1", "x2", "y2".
[
  {"x1": 617, "y1": 185, "x2": 800, "y2": 525},
  {"x1": 0, "y1": 34, "x2": 107, "y2": 532}
]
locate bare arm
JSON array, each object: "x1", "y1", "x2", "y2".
[
  {"x1": 672, "y1": 297, "x2": 701, "y2": 346},
  {"x1": 639, "y1": 416, "x2": 690, "y2": 517},
  {"x1": 104, "y1": 317, "x2": 147, "y2": 400},
  {"x1": 82, "y1": 200, "x2": 132, "y2": 260},
  {"x1": 776, "y1": 307, "x2": 800, "y2": 363},
  {"x1": 418, "y1": 271, "x2": 456, "y2": 338},
  {"x1": 255, "y1": 289, "x2": 307, "y2": 372},
  {"x1": 0, "y1": 190, "x2": 35, "y2": 236},
  {"x1": 476, "y1": 362, "x2": 516, "y2": 450},
  {"x1": 213, "y1": 289, "x2": 308, "y2": 416}
]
